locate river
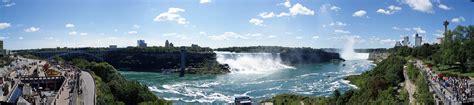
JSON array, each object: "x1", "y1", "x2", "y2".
[{"x1": 121, "y1": 52, "x2": 375, "y2": 104}]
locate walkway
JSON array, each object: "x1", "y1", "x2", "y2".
[{"x1": 79, "y1": 71, "x2": 95, "y2": 105}]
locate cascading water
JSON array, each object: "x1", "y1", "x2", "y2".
[
  {"x1": 215, "y1": 51, "x2": 294, "y2": 73},
  {"x1": 340, "y1": 36, "x2": 370, "y2": 60}
]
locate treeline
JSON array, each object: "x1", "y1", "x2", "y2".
[
  {"x1": 15, "y1": 46, "x2": 214, "y2": 53},
  {"x1": 216, "y1": 46, "x2": 343, "y2": 64},
  {"x1": 105, "y1": 50, "x2": 229, "y2": 74},
  {"x1": 21, "y1": 46, "x2": 230, "y2": 74},
  {"x1": 71, "y1": 59, "x2": 171, "y2": 105},
  {"x1": 263, "y1": 55, "x2": 409, "y2": 104}
]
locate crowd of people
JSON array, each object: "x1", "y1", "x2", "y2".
[{"x1": 418, "y1": 60, "x2": 474, "y2": 103}]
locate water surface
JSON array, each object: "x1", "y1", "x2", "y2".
[{"x1": 121, "y1": 59, "x2": 374, "y2": 104}]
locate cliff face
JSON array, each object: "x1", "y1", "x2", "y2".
[
  {"x1": 216, "y1": 46, "x2": 344, "y2": 65},
  {"x1": 280, "y1": 49, "x2": 343, "y2": 65},
  {"x1": 368, "y1": 52, "x2": 389, "y2": 64}
]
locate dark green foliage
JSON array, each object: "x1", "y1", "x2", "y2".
[
  {"x1": 434, "y1": 25, "x2": 474, "y2": 72},
  {"x1": 216, "y1": 46, "x2": 343, "y2": 64},
  {"x1": 407, "y1": 64, "x2": 420, "y2": 82},
  {"x1": 414, "y1": 72, "x2": 434, "y2": 104},
  {"x1": 72, "y1": 59, "x2": 171, "y2": 105}
]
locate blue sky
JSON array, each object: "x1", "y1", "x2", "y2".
[{"x1": 0, "y1": 0, "x2": 472, "y2": 50}]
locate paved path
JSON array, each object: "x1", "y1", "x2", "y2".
[
  {"x1": 54, "y1": 70, "x2": 75, "y2": 105},
  {"x1": 80, "y1": 71, "x2": 95, "y2": 105},
  {"x1": 414, "y1": 59, "x2": 461, "y2": 105},
  {"x1": 403, "y1": 65, "x2": 416, "y2": 104}
]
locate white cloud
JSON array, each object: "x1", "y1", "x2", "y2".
[
  {"x1": 451, "y1": 17, "x2": 465, "y2": 23},
  {"x1": 279, "y1": 0, "x2": 291, "y2": 8},
  {"x1": 0, "y1": 23, "x2": 11, "y2": 29},
  {"x1": 199, "y1": 32, "x2": 207, "y2": 36},
  {"x1": 377, "y1": 5, "x2": 402, "y2": 15},
  {"x1": 392, "y1": 27, "x2": 400, "y2": 30},
  {"x1": 412, "y1": 27, "x2": 426, "y2": 34},
  {"x1": 246, "y1": 33, "x2": 262, "y2": 37},
  {"x1": 352, "y1": 10, "x2": 367, "y2": 17},
  {"x1": 176, "y1": 35, "x2": 191, "y2": 40},
  {"x1": 133, "y1": 24, "x2": 140, "y2": 29},
  {"x1": 80, "y1": 33, "x2": 88, "y2": 36},
  {"x1": 68, "y1": 31, "x2": 77, "y2": 35},
  {"x1": 18, "y1": 37, "x2": 23, "y2": 40},
  {"x1": 277, "y1": 12, "x2": 290, "y2": 17},
  {"x1": 329, "y1": 21, "x2": 347, "y2": 27},
  {"x1": 249, "y1": 18, "x2": 264, "y2": 26},
  {"x1": 438, "y1": 4, "x2": 451, "y2": 10},
  {"x1": 259, "y1": 12, "x2": 276, "y2": 18},
  {"x1": 404, "y1": 28, "x2": 412, "y2": 31},
  {"x1": 312, "y1": 36, "x2": 320, "y2": 39},
  {"x1": 267, "y1": 35, "x2": 277, "y2": 38},
  {"x1": 320, "y1": 4, "x2": 340, "y2": 13},
  {"x1": 153, "y1": 8, "x2": 188, "y2": 24},
  {"x1": 163, "y1": 33, "x2": 177, "y2": 36},
  {"x1": 334, "y1": 29, "x2": 351, "y2": 34},
  {"x1": 208, "y1": 32, "x2": 247, "y2": 40},
  {"x1": 200, "y1": 0, "x2": 211, "y2": 4},
  {"x1": 4, "y1": 2, "x2": 15, "y2": 7},
  {"x1": 128, "y1": 31, "x2": 138, "y2": 35},
  {"x1": 295, "y1": 36, "x2": 303, "y2": 39},
  {"x1": 402, "y1": 0, "x2": 433, "y2": 13},
  {"x1": 330, "y1": 6, "x2": 341, "y2": 12},
  {"x1": 380, "y1": 39, "x2": 396, "y2": 45},
  {"x1": 65, "y1": 24, "x2": 75, "y2": 28},
  {"x1": 25, "y1": 27, "x2": 40, "y2": 32},
  {"x1": 433, "y1": 30, "x2": 444, "y2": 37},
  {"x1": 289, "y1": 3, "x2": 315, "y2": 16}
]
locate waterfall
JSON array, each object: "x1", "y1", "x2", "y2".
[
  {"x1": 340, "y1": 36, "x2": 370, "y2": 60},
  {"x1": 215, "y1": 51, "x2": 293, "y2": 73}
]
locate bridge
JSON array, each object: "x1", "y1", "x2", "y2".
[{"x1": 32, "y1": 50, "x2": 107, "y2": 62}]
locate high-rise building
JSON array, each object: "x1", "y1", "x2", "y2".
[
  {"x1": 169, "y1": 43, "x2": 174, "y2": 47},
  {"x1": 395, "y1": 41, "x2": 402, "y2": 47},
  {"x1": 109, "y1": 45, "x2": 117, "y2": 49},
  {"x1": 137, "y1": 40, "x2": 147, "y2": 47},
  {"x1": 415, "y1": 33, "x2": 422, "y2": 47},
  {"x1": 436, "y1": 37, "x2": 444, "y2": 44},
  {"x1": 402, "y1": 36, "x2": 409, "y2": 46},
  {"x1": 165, "y1": 40, "x2": 170, "y2": 48}
]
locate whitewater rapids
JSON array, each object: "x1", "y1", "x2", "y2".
[{"x1": 215, "y1": 51, "x2": 294, "y2": 73}]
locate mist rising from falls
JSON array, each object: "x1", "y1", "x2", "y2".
[
  {"x1": 215, "y1": 52, "x2": 294, "y2": 73},
  {"x1": 340, "y1": 37, "x2": 370, "y2": 60}
]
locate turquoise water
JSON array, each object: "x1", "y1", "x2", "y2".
[{"x1": 121, "y1": 59, "x2": 375, "y2": 104}]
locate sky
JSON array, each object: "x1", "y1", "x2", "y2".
[{"x1": 0, "y1": 0, "x2": 473, "y2": 50}]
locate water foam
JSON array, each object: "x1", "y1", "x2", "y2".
[
  {"x1": 340, "y1": 36, "x2": 370, "y2": 60},
  {"x1": 215, "y1": 51, "x2": 294, "y2": 73}
]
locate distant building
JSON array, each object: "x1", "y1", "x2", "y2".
[
  {"x1": 191, "y1": 44, "x2": 200, "y2": 48},
  {"x1": 165, "y1": 40, "x2": 170, "y2": 48},
  {"x1": 395, "y1": 41, "x2": 402, "y2": 47},
  {"x1": 0, "y1": 40, "x2": 5, "y2": 56},
  {"x1": 169, "y1": 43, "x2": 174, "y2": 47},
  {"x1": 436, "y1": 37, "x2": 444, "y2": 44},
  {"x1": 402, "y1": 36, "x2": 410, "y2": 46},
  {"x1": 109, "y1": 45, "x2": 117, "y2": 49},
  {"x1": 414, "y1": 33, "x2": 422, "y2": 47},
  {"x1": 137, "y1": 40, "x2": 147, "y2": 48}
]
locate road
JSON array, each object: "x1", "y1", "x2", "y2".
[{"x1": 80, "y1": 71, "x2": 95, "y2": 105}]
